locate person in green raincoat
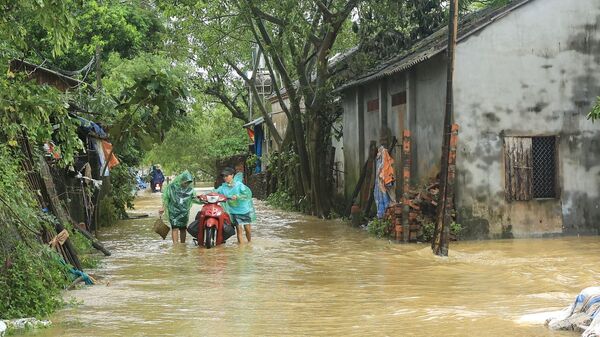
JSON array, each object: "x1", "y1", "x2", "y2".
[
  {"x1": 159, "y1": 171, "x2": 198, "y2": 243},
  {"x1": 215, "y1": 167, "x2": 256, "y2": 243}
]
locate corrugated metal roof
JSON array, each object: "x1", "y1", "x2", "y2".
[
  {"x1": 243, "y1": 116, "x2": 264, "y2": 127},
  {"x1": 9, "y1": 59, "x2": 86, "y2": 89},
  {"x1": 336, "y1": 0, "x2": 534, "y2": 92}
]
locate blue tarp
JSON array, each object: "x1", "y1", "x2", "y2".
[
  {"x1": 77, "y1": 116, "x2": 107, "y2": 138},
  {"x1": 254, "y1": 124, "x2": 264, "y2": 173}
]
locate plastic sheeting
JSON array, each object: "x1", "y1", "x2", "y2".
[{"x1": 546, "y1": 286, "x2": 600, "y2": 337}]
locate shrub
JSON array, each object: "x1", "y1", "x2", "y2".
[
  {"x1": 0, "y1": 243, "x2": 70, "y2": 319},
  {"x1": 418, "y1": 221, "x2": 462, "y2": 242},
  {"x1": 367, "y1": 218, "x2": 392, "y2": 238},
  {"x1": 266, "y1": 190, "x2": 308, "y2": 212}
]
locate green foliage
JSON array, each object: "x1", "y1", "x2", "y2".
[
  {"x1": 245, "y1": 154, "x2": 259, "y2": 172},
  {"x1": 108, "y1": 165, "x2": 136, "y2": 219},
  {"x1": 420, "y1": 222, "x2": 436, "y2": 242},
  {"x1": 145, "y1": 104, "x2": 248, "y2": 176},
  {"x1": 0, "y1": 147, "x2": 71, "y2": 319},
  {"x1": 26, "y1": 0, "x2": 166, "y2": 71},
  {"x1": 367, "y1": 218, "x2": 392, "y2": 238},
  {"x1": 464, "y1": 0, "x2": 512, "y2": 11},
  {"x1": 351, "y1": 1, "x2": 446, "y2": 65},
  {"x1": 0, "y1": 243, "x2": 69, "y2": 319},
  {"x1": 66, "y1": 227, "x2": 99, "y2": 269},
  {"x1": 266, "y1": 190, "x2": 307, "y2": 213},
  {"x1": 0, "y1": 70, "x2": 82, "y2": 165},
  {"x1": 98, "y1": 164, "x2": 136, "y2": 227},
  {"x1": 350, "y1": 0, "x2": 511, "y2": 72},
  {"x1": 0, "y1": 0, "x2": 75, "y2": 57},
  {"x1": 98, "y1": 197, "x2": 119, "y2": 228},
  {"x1": 588, "y1": 97, "x2": 600, "y2": 121},
  {"x1": 265, "y1": 150, "x2": 312, "y2": 212},
  {"x1": 450, "y1": 222, "x2": 463, "y2": 237},
  {"x1": 419, "y1": 221, "x2": 463, "y2": 242},
  {"x1": 266, "y1": 150, "x2": 305, "y2": 206}
]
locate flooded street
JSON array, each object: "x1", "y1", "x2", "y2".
[{"x1": 34, "y1": 191, "x2": 598, "y2": 337}]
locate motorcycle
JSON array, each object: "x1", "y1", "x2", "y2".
[{"x1": 188, "y1": 192, "x2": 235, "y2": 248}]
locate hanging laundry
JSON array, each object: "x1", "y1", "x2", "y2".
[
  {"x1": 94, "y1": 138, "x2": 109, "y2": 176},
  {"x1": 374, "y1": 146, "x2": 396, "y2": 218},
  {"x1": 101, "y1": 140, "x2": 120, "y2": 169}
]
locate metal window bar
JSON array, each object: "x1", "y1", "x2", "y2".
[{"x1": 532, "y1": 136, "x2": 557, "y2": 198}]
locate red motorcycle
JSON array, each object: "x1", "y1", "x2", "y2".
[{"x1": 190, "y1": 193, "x2": 235, "y2": 248}]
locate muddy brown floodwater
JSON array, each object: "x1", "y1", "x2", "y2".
[{"x1": 32, "y1": 190, "x2": 599, "y2": 337}]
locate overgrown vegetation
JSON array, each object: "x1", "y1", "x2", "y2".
[
  {"x1": 95, "y1": 164, "x2": 137, "y2": 227},
  {"x1": 145, "y1": 105, "x2": 248, "y2": 178},
  {"x1": 419, "y1": 222, "x2": 463, "y2": 242},
  {"x1": 264, "y1": 150, "x2": 310, "y2": 213},
  {"x1": 367, "y1": 218, "x2": 392, "y2": 238},
  {"x1": 0, "y1": 243, "x2": 70, "y2": 319},
  {"x1": 0, "y1": 147, "x2": 71, "y2": 319}
]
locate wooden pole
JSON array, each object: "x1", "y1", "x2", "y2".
[
  {"x1": 95, "y1": 45, "x2": 102, "y2": 89},
  {"x1": 401, "y1": 130, "x2": 411, "y2": 242},
  {"x1": 432, "y1": 0, "x2": 459, "y2": 256}
]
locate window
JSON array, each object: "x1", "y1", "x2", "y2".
[
  {"x1": 504, "y1": 136, "x2": 558, "y2": 201},
  {"x1": 532, "y1": 136, "x2": 557, "y2": 198},
  {"x1": 391, "y1": 92, "x2": 406, "y2": 106},
  {"x1": 367, "y1": 98, "x2": 379, "y2": 112}
]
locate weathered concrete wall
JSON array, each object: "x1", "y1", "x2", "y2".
[
  {"x1": 386, "y1": 73, "x2": 407, "y2": 142},
  {"x1": 363, "y1": 84, "x2": 381, "y2": 160},
  {"x1": 454, "y1": 0, "x2": 600, "y2": 238},
  {"x1": 414, "y1": 54, "x2": 448, "y2": 183}
]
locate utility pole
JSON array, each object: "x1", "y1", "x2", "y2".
[{"x1": 432, "y1": 0, "x2": 459, "y2": 256}]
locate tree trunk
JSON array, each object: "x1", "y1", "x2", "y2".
[{"x1": 306, "y1": 109, "x2": 333, "y2": 217}]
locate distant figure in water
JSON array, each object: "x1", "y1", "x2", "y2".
[
  {"x1": 159, "y1": 171, "x2": 199, "y2": 243},
  {"x1": 151, "y1": 164, "x2": 165, "y2": 192}
]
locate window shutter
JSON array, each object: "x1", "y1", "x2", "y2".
[{"x1": 504, "y1": 137, "x2": 533, "y2": 201}]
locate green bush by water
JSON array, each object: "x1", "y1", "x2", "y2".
[
  {"x1": 0, "y1": 243, "x2": 70, "y2": 319},
  {"x1": 419, "y1": 221, "x2": 463, "y2": 242},
  {"x1": 367, "y1": 218, "x2": 392, "y2": 238}
]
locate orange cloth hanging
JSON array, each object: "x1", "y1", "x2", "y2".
[
  {"x1": 379, "y1": 147, "x2": 395, "y2": 186},
  {"x1": 246, "y1": 128, "x2": 255, "y2": 142},
  {"x1": 101, "y1": 141, "x2": 120, "y2": 169}
]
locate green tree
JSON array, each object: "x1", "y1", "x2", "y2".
[
  {"x1": 26, "y1": 0, "x2": 166, "y2": 73},
  {"x1": 145, "y1": 102, "x2": 248, "y2": 178},
  {"x1": 162, "y1": 0, "x2": 359, "y2": 217}
]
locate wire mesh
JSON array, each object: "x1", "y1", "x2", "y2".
[{"x1": 532, "y1": 136, "x2": 556, "y2": 198}]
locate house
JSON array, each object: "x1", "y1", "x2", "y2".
[
  {"x1": 337, "y1": 0, "x2": 600, "y2": 238},
  {"x1": 10, "y1": 59, "x2": 118, "y2": 230}
]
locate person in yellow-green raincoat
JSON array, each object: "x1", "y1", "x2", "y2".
[{"x1": 159, "y1": 171, "x2": 199, "y2": 244}]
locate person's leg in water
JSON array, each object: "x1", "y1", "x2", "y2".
[
  {"x1": 171, "y1": 227, "x2": 179, "y2": 243},
  {"x1": 235, "y1": 225, "x2": 243, "y2": 244},
  {"x1": 179, "y1": 228, "x2": 186, "y2": 243},
  {"x1": 243, "y1": 224, "x2": 251, "y2": 242}
]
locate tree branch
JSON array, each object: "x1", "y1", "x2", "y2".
[
  {"x1": 225, "y1": 58, "x2": 283, "y2": 148},
  {"x1": 250, "y1": 5, "x2": 287, "y2": 27},
  {"x1": 314, "y1": 0, "x2": 333, "y2": 19}
]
